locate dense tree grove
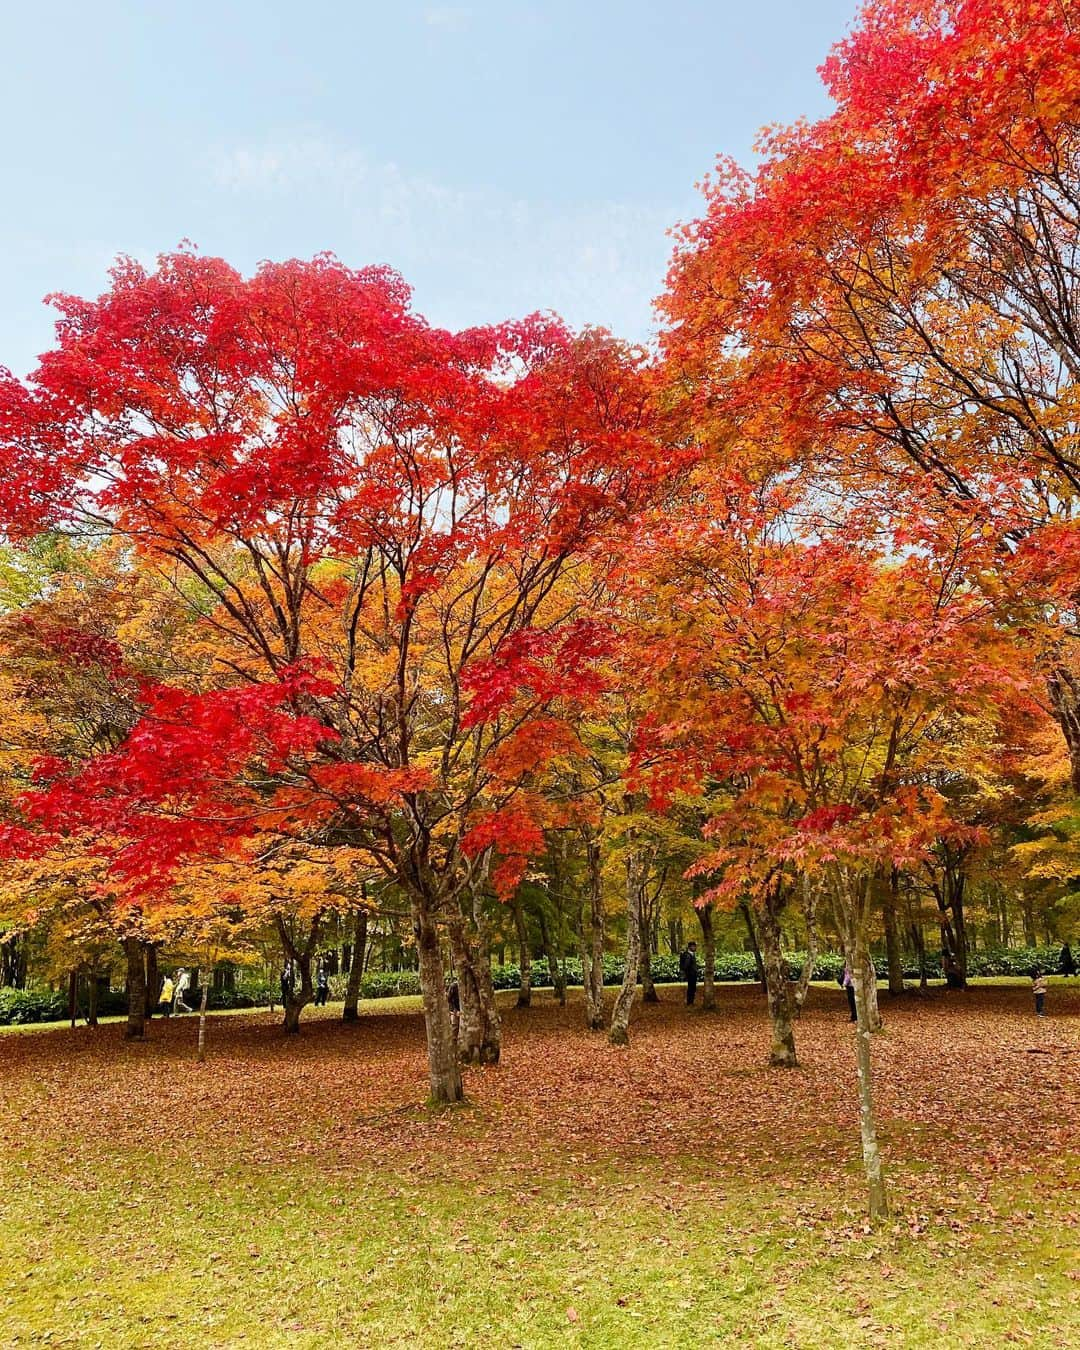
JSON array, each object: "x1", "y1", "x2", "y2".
[{"x1": 1, "y1": 0, "x2": 1079, "y2": 1219}]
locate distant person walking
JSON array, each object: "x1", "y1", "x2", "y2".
[
  {"x1": 679, "y1": 942, "x2": 699, "y2": 1006},
  {"x1": 314, "y1": 963, "x2": 330, "y2": 1007},
  {"x1": 1060, "y1": 943, "x2": 1077, "y2": 978},
  {"x1": 280, "y1": 962, "x2": 294, "y2": 1008},
  {"x1": 173, "y1": 968, "x2": 192, "y2": 1014},
  {"x1": 840, "y1": 963, "x2": 857, "y2": 1022},
  {"x1": 158, "y1": 974, "x2": 174, "y2": 1018},
  {"x1": 1032, "y1": 970, "x2": 1047, "y2": 1016}
]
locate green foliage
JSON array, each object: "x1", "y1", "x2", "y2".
[{"x1": 0, "y1": 988, "x2": 67, "y2": 1024}]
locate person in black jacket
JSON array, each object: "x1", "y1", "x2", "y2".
[{"x1": 679, "y1": 942, "x2": 699, "y2": 1006}]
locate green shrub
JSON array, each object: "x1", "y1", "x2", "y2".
[{"x1": 0, "y1": 988, "x2": 67, "y2": 1025}]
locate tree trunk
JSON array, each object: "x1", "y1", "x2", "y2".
[
  {"x1": 854, "y1": 942, "x2": 882, "y2": 1032},
  {"x1": 277, "y1": 915, "x2": 318, "y2": 1035},
  {"x1": 68, "y1": 969, "x2": 78, "y2": 1029},
  {"x1": 449, "y1": 890, "x2": 501, "y2": 1064},
  {"x1": 413, "y1": 892, "x2": 464, "y2": 1104},
  {"x1": 538, "y1": 909, "x2": 565, "y2": 1005},
  {"x1": 639, "y1": 908, "x2": 659, "y2": 1003},
  {"x1": 123, "y1": 936, "x2": 145, "y2": 1040},
  {"x1": 852, "y1": 926, "x2": 889, "y2": 1221},
  {"x1": 88, "y1": 964, "x2": 100, "y2": 1027},
  {"x1": 739, "y1": 898, "x2": 767, "y2": 990},
  {"x1": 342, "y1": 909, "x2": 368, "y2": 1022},
  {"x1": 757, "y1": 903, "x2": 797, "y2": 1067},
  {"x1": 697, "y1": 902, "x2": 717, "y2": 1011},
  {"x1": 609, "y1": 851, "x2": 642, "y2": 1046},
  {"x1": 1021, "y1": 894, "x2": 1037, "y2": 947},
  {"x1": 513, "y1": 897, "x2": 532, "y2": 1008},
  {"x1": 580, "y1": 838, "x2": 605, "y2": 1031},
  {"x1": 882, "y1": 869, "x2": 904, "y2": 996},
  {"x1": 197, "y1": 969, "x2": 209, "y2": 1061},
  {"x1": 144, "y1": 943, "x2": 159, "y2": 1021}
]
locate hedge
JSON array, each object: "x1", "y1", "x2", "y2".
[{"x1": 0, "y1": 945, "x2": 1069, "y2": 1022}]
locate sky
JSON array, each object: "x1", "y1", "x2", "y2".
[{"x1": 1, "y1": 0, "x2": 858, "y2": 377}]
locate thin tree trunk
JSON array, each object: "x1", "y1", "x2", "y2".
[
  {"x1": 580, "y1": 837, "x2": 605, "y2": 1032},
  {"x1": 882, "y1": 868, "x2": 904, "y2": 996},
  {"x1": 197, "y1": 969, "x2": 209, "y2": 1061},
  {"x1": 739, "y1": 897, "x2": 767, "y2": 990},
  {"x1": 697, "y1": 902, "x2": 717, "y2": 1010},
  {"x1": 852, "y1": 924, "x2": 889, "y2": 1221},
  {"x1": 87, "y1": 963, "x2": 99, "y2": 1027},
  {"x1": 757, "y1": 901, "x2": 797, "y2": 1067},
  {"x1": 68, "y1": 969, "x2": 77, "y2": 1029},
  {"x1": 1021, "y1": 894, "x2": 1037, "y2": 947},
  {"x1": 538, "y1": 909, "x2": 565, "y2": 1005},
  {"x1": 342, "y1": 909, "x2": 368, "y2": 1023},
  {"x1": 639, "y1": 908, "x2": 659, "y2": 1003},
  {"x1": 855, "y1": 942, "x2": 882, "y2": 1032},
  {"x1": 609, "y1": 851, "x2": 642, "y2": 1046},
  {"x1": 123, "y1": 936, "x2": 145, "y2": 1040},
  {"x1": 513, "y1": 897, "x2": 532, "y2": 1008},
  {"x1": 413, "y1": 891, "x2": 464, "y2": 1104},
  {"x1": 144, "y1": 943, "x2": 159, "y2": 1021}
]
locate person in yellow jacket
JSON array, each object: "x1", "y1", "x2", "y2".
[{"x1": 158, "y1": 974, "x2": 175, "y2": 1018}]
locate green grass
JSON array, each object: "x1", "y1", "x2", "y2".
[
  {"x1": 2, "y1": 1143, "x2": 1076, "y2": 1348},
  {"x1": 3, "y1": 982, "x2": 1077, "y2": 1347}
]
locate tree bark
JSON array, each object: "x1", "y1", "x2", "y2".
[
  {"x1": 342, "y1": 909, "x2": 368, "y2": 1022},
  {"x1": 882, "y1": 868, "x2": 904, "y2": 996},
  {"x1": 579, "y1": 837, "x2": 605, "y2": 1031},
  {"x1": 757, "y1": 901, "x2": 797, "y2": 1067},
  {"x1": 87, "y1": 963, "x2": 100, "y2": 1027},
  {"x1": 739, "y1": 898, "x2": 767, "y2": 990},
  {"x1": 639, "y1": 908, "x2": 659, "y2": 1003},
  {"x1": 609, "y1": 850, "x2": 642, "y2": 1046},
  {"x1": 68, "y1": 969, "x2": 78, "y2": 1029},
  {"x1": 123, "y1": 936, "x2": 145, "y2": 1040},
  {"x1": 196, "y1": 968, "x2": 209, "y2": 1061},
  {"x1": 538, "y1": 909, "x2": 566, "y2": 1005},
  {"x1": 144, "y1": 943, "x2": 159, "y2": 1021},
  {"x1": 852, "y1": 924, "x2": 889, "y2": 1222},
  {"x1": 277, "y1": 914, "x2": 319, "y2": 1035},
  {"x1": 513, "y1": 897, "x2": 532, "y2": 1008},
  {"x1": 1021, "y1": 894, "x2": 1037, "y2": 947},
  {"x1": 413, "y1": 892, "x2": 464, "y2": 1104},
  {"x1": 696, "y1": 902, "x2": 717, "y2": 1011}
]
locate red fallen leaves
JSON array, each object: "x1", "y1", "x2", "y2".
[{"x1": 2, "y1": 984, "x2": 1076, "y2": 1230}]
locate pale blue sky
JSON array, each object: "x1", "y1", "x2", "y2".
[{"x1": 2, "y1": 0, "x2": 857, "y2": 376}]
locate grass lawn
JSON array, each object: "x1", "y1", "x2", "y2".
[{"x1": 2, "y1": 982, "x2": 1077, "y2": 1347}]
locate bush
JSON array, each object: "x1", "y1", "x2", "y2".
[{"x1": 0, "y1": 988, "x2": 67, "y2": 1025}]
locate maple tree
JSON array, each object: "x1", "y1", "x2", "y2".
[
  {"x1": 662, "y1": 0, "x2": 1080, "y2": 788},
  {"x1": 633, "y1": 468, "x2": 1031, "y2": 1218},
  {"x1": 0, "y1": 252, "x2": 668, "y2": 1100}
]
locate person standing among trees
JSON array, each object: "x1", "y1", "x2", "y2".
[
  {"x1": 314, "y1": 962, "x2": 330, "y2": 1007},
  {"x1": 680, "y1": 941, "x2": 699, "y2": 1006},
  {"x1": 1060, "y1": 944, "x2": 1076, "y2": 978},
  {"x1": 173, "y1": 968, "x2": 192, "y2": 1014},
  {"x1": 158, "y1": 973, "x2": 174, "y2": 1018},
  {"x1": 280, "y1": 962, "x2": 294, "y2": 1009},
  {"x1": 840, "y1": 962, "x2": 857, "y2": 1023},
  {"x1": 447, "y1": 977, "x2": 461, "y2": 1044},
  {"x1": 1032, "y1": 970, "x2": 1048, "y2": 1017}
]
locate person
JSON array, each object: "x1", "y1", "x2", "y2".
[
  {"x1": 679, "y1": 942, "x2": 699, "y2": 1006},
  {"x1": 314, "y1": 962, "x2": 330, "y2": 1007},
  {"x1": 280, "y1": 962, "x2": 294, "y2": 1008},
  {"x1": 1032, "y1": 969, "x2": 1047, "y2": 1016},
  {"x1": 447, "y1": 977, "x2": 461, "y2": 1042},
  {"x1": 173, "y1": 968, "x2": 192, "y2": 1014},
  {"x1": 158, "y1": 973, "x2": 174, "y2": 1018},
  {"x1": 840, "y1": 962, "x2": 857, "y2": 1022},
  {"x1": 1060, "y1": 943, "x2": 1077, "y2": 978}
]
